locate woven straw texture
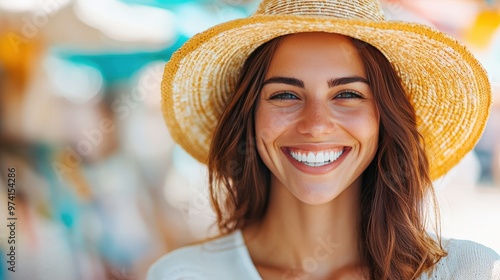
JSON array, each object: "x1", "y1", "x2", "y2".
[{"x1": 162, "y1": 0, "x2": 491, "y2": 180}]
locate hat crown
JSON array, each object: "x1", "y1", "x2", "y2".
[{"x1": 255, "y1": 0, "x2": 385, "y2": 21}]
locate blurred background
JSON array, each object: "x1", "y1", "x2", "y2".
[{"x1": 0, "y1": 0, "x2": 499, "y2": 279}]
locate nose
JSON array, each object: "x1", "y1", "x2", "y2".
[{"x1": 296, "y1": 99, "x2": 335, "y2": 138}]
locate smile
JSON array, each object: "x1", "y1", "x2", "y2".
[{"x1": 289, "y1": 148, "x2": 344, "y2": 167}]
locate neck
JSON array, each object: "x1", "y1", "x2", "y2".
[{"x1": 243, "y1": 177, "x2": 364, "y2": 278}]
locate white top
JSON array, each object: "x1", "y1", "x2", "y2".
[{"x1": 147, "y1": 230, "x2": 500, "y2": 280}]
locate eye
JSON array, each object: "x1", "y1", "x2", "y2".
[
  {"x1": 334, "y1": 91, "x2": 363, "y2": 99},
  {"x1": 269, "y1": 92, "x2": 299, "y2": 100}
]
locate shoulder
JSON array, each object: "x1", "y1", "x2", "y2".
[
  {"x1": 422, "y1": 238, "x2": 500, "y2": 279},
  {"x1": 147, "y1": 230, "x2": 257, "y2": 280}
]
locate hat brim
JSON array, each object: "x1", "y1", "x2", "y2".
[{"x1": 162, "y1": 15, "x2": 491, "y2": 180}]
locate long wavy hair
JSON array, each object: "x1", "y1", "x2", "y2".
[{"x1": 208, "y1": 34, "x2": 446, "y2": 279}]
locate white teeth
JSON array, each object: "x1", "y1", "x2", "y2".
[
  {"x1": 316, "y1": 152, "x2": 325, "y2": 162},
  {"x1": 289, "y1": 149, "x2": 344, "y2": 166},
  {"x1": 307, "y1": 152, "x2": 315, "y2": 162}
]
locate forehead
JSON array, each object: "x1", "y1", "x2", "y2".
[{"x1": 267, "y1": 32, "x2": 366, "y2": 78}]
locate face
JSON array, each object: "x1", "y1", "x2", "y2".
[{"x1": 255, "y1": 32, "x2": 379, "y2": 205}]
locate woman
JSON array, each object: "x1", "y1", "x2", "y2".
[{"x1": 149, "y1": 0, "x2": 500, "y2": 279}]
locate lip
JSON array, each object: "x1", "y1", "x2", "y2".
[{"x1": 281, "y1": 145, "x2": 351, "y2": 175}]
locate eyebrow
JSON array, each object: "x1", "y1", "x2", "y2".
[
  {"x1": 262, "y1": 75, "x2": 369, "y2": 88},
  {"x1": 263, "y1": 76, "x2": 304, "y2": 88},
  {"x1": 328, "y1": 76, "x2": 369, "y2": 87}
]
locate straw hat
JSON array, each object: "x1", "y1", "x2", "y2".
[{"x1": 161, "y1": 0, "x2": 491, "y2": 180}]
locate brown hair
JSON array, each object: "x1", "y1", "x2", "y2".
[{"x1": 208, "y1": 34, "x2": 446, "y2": 279}]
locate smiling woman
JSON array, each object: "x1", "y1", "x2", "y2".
[
  {"x1": 148, "y1": 0, "x2": 500, "y2": 279},
  {"x1": 254, "y1": 33, "x2": 379, "y2": 206},
  {"x1": 206, "y1": 32, "x2": 439, "y2": 279}
]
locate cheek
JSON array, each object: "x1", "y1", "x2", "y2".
[
  {"x1": 255, "y1": 106, "x2": 291, "y2": 143},
  {"x1": 338, "y1": 107, "x2": 379, "y2": 149},
  {"x1": 357, "y1": 113, "x2": 379, "y2": 139},
  {"x1": 360, "y1": 110, "x2": 380, "y2": 153},
  {"x1": 254, "y1": 107, "x2": 280, "y2": 171}
]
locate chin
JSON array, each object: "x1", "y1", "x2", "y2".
[{"x1": 289, "y1": 181, "x2": 350, "y2": 205}]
